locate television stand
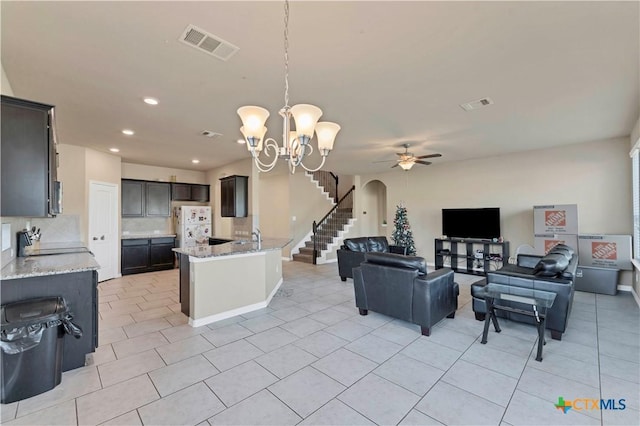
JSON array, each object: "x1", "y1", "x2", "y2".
[{"x1": 435, "y1": 238, "x2": 510, "y2": 276}]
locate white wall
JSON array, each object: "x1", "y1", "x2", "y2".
[
  {"x1": 206, "y1": 158, "x2": 254, "y2": 238},
  {"x1": 258, "y1": 172, "x2": 290, "y2": 240},
  {"x1": 121, "y1": 162, "x2": 207, "y2": 184},
  {"x1": 358, "y1": 137, "x2": 632, "y2": 279},
  {"x1": 1, "y1": 63, "x2": 14, "y2": 95}
]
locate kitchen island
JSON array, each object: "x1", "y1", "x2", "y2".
[
  {"x1": 1, "y1": 251, "x2": 100, "y2": 371},
  {"x1": 174, "y1": 238, "x2": 291, "y2": 327}
]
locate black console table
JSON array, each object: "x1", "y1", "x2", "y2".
[{"x1": 435, "y1": 238, "x2": 509, "y2": 276}]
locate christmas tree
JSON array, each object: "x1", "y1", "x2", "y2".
[{"x1": 391, "y1": 204, "x2": 416, "y2": 255}]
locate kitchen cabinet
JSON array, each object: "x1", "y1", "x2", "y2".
[
  {"x1": 220, "y1": 175, "x2": 248, "y2": 217},
  {"x1": 121, "y1": 179, "x2": 171, "y2": 217},
  {"x1": 1, "y1": 270, "x2": 98, "y2": 371},
  {"x1": 146, "y1": 182, "x2": 171, "y2": 216},
  {"x1": 122, "y1": 237, "x2": 175, "y2": 275},
  {"x1": 171, "y1": 182, "x2": 210, "y2": 202},
  {"x1": 1, "y1": 95, "x2": 59, "y2": 217}
]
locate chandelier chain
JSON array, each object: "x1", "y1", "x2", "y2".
[{"x1": 283, "y1": 0, "x2": 290, "y2": 108}]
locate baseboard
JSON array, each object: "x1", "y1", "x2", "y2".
[
  {"x1": 624, "y1": 285, "x2": 640, "y2": 307},
  {"x1": 188, "y1": 277, "x2": 284, "y2": 328},
  {"x1": 189, "y1": 301, "x2": 267, "y2": 327}
]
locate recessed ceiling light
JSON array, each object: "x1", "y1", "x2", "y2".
[
  {"x1": 109, "y1": 148, "x2": 120, "y2": 153},
  {"x1": 237, "y1": 139, "x2": 245, "y2": 144},
  {"x1": 192, "y1": 159, "x2": 200, "y2": 164},
  {"x1": 122, "y1": 129, "x2": 135, "y2": 136},
  {"x1": 143, "y1": 97, "x2": 159, "y2": 105}
]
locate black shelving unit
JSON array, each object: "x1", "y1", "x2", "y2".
[{"x1": 435, "y1": 238, "x2": 510, "y2": 276}]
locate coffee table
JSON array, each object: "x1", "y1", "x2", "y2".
[{"x1": 479, "y1": 283, "x2": 556, "y2": 361}]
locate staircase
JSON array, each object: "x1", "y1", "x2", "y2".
[{"x1": 293, "y1": 174, "x2": 355, "y2": 264}]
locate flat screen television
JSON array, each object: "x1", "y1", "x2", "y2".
[{"x1": 442, "y1": 208, "x2": 501, "y2": 240}]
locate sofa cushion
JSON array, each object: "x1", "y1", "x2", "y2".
[
  {"x1": 533, "y1": 253, "x2": 570, "y2": 277},
  {"x1": 344, "y1": 237, "x2": 369, "y2": 252},
  {"x1": 367, "y1": 237, "x2": 389, "y2": 253},
  {"x1": 548, "y1": 244, "x2": 574, "y2": 260},
  {"x1": 364, "y1": 252, "x2": 427, "y2": 275}
]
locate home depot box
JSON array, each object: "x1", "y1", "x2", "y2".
[
  {"x1": 575, "y1": 265, "x2": 619, "y2": 295},
  {"x1": 533, "y1": 204, "x2": 578, "y2": 235},
  {"x1": 577, "y1": 234, "x2": 632, "y2": 270},
  {"x1": 534, "y1": 233, "x2": 579, "y2": 255}
]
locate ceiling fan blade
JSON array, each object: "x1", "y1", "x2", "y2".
[
  {"x1": 415, "y1": 160, "x2": 432, "y2": 166},
  {"x1": 391, "y1": 163, "x2": 399, "y2": 168},
  {"x1": 372, "y1": 159, "x2": 397, "y2": 163},
  {"x1": 416, "y1": 153, "x2": 442, "y2": 159}
]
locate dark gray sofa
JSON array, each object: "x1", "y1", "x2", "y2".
[
  {"x1": 353, "y1": 252, "x2": 459, "y2": 336},
  {"x1": 337, "y1": 236, "x2": 407, "y2": 281},
  {"x1": 471, "y1": 244, "x2": 578, "y2": 340}
]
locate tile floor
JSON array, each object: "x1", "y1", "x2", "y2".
[{"x1": 1, "y1": 261, "x2": 639, "y2": 425}]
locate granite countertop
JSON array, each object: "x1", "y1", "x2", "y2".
[
  {"x1": 121, "y1": 233, "x2": 177, "y2": 240},
  {"x1": 1, "y1": 252, "x2": 100, "y2": 280},
  {"x1": 173, "y1": 237, "x2": 292, "y2": 259}
]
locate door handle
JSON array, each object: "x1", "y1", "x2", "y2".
[
  {"x1": 93, "y1": 237, "x2": 98, "y2": 240},
  {"x1": 100, "y1": 235, "x2": 105, "y2": 240}
]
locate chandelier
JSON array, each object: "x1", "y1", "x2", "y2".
[{"x1": 237, "y1": 0, "x2": 340, "y2": 174}]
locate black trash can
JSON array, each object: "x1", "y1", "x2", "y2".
[{"x1": 0, "y1": 296, "x2": 82, "y2": 404}]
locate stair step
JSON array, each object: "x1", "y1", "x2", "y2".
[
  {"x1": 298, "y1": 247, "x2": 315, "y2": 255},
  {"x1": 292, "y1": 253, "x2": 315, "y2": 264}
]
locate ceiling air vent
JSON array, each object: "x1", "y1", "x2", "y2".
[
  {"x1": 179, "y1": 25, "x2": 239, "y2": 61},
  {"x1": 201, "y1": 130, "x2": 223, "y2": 139},
  {"x1": 460, "y1": 97, "x2": 494, "y2": 112}
]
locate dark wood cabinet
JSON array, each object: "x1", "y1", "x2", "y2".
[
  {"x1": 171, "y1": 182, "x2": 210, "y2": 202},
  {"x1": 171, "y1": 183, "x2": 192, "y2": 201},
  {"x1": 1, "y1": 270, "x2": 99, "y2": 371},
  {"x1": 190, "y1": 184, "x2": 210, "y2": 202},
  {"x1": 1, "y1": 95, "x2": 58, "y2": 217},
  {"x1": 121, "y1": 239, "x2": 150, "y2": 274},
  {"x1": 122, "y1": 180, "x2": 145, "y2": 217},
  {"x1": 220, "y1": 175, "x2": 248, "y2": 217},
  {"x1": 122, "y1": 237, "x2": 175, "y2": 275},
  {"x1": 121, "y1": 179, "x2": 171, "y2": 217},
  {"x1": 149, "y1": 238, "x2": 176, "y2": 269},
  {"x1": 146, "y1": 182, "x2": 171, "y2": 216}
]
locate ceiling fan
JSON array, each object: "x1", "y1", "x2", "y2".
[{"x1": 378, "y1": 143, "x2": 442, "y2": 170}]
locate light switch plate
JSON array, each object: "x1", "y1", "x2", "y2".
[{"x1": 2, "y1": 223, "x2": 11, "y2": 251}]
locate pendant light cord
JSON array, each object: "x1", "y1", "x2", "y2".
[{"x1": 283, "y1": 0, "x2": 290, "y2": 108}]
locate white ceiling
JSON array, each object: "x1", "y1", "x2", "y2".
[{"x1": 2, "y1": 1, "x2": 638, "y2": 175}]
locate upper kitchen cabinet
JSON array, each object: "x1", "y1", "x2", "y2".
[
  {"x1": 171, "y1": 183, "x2": 210, "y2": 202},
  {"x1": 121, "y1": 179, "x2": 171, "y2": 217},
  {"x1": 1, "y1": 95, "x2": 60, "y2": 217},
  {"x1": 220, "y1": 175, "x2": 248, "y2": 217}
]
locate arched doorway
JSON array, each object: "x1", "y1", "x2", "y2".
[{"x1": 361, "y1": 180, "x2": 388, "y2": 236}]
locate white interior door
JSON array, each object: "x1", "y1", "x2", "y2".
[{"x1": 89, "y1": 181, "x2": 118, "y2": 282}]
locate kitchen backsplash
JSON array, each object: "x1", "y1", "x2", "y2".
[
  {"x1": 122, "y1": 217, "x2": 173, "y2": 235},
  {"x1": 1, "y1": 214, "x2": 82, "y2": 268}
]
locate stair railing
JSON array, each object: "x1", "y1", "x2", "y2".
[
  {"x1": 310, "y1": 171, "x2": 339, "y2": 203},
  {"x1": 312, "y1": 185, "x2": 355, "y2": 264}
]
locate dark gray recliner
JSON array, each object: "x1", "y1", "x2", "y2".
[
  {"x1": 353, "y1": 252, "x2": 459, "y2": 336},
  {"x1": 337, "y1": 236, "x2": 407, "y2": 281}
]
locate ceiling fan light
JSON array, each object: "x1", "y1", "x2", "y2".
[
  {"x1": 399, "y1": 159, "x2": 415, "y2": 171},
  {"x1": 290, "y1": 104, "x2": 322, "y2": 142},
  {"x1": 237, "y1": 106, "x2": 270, "y2": 139},
  {"x1": 315, "y1": 122, "x2": 340, "y2": 152}
]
